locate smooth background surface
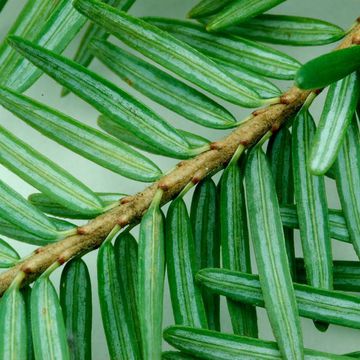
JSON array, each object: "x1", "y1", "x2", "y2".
[{"x1": 0, "y1": 0, "x2": 359, "y2": 358}]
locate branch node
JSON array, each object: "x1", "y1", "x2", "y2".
[
  {"x1": 210, "y1": 141, "x2": 224, "y2": 150},
  {"x1": 252, "y1": 109, "x2": 267, "y2": 117},
  {"x1": 239, "y1": 139, "x2": 250, "y2": 147},
  {"x1": 158, "y1": 181, "x2": 170, "y2": 191},
  {"x1": 192, "y1": 170, "x2": 203, "y2": 185},
  {"x1": 77, "y1": 226, "x2": 88, "y2": 235},
  {"x1": 352, "y1": 34, "x2": 360, "y2": 44},
  {"x1": 57, "y1": 255, "x2": 67, "y2": 266},
  {"x1": 271, "y1": 123, "x2": 280, "y2": 133},
  {"x1": 120, "y1": 196, "x2": 133, "y2": 204},
  {"x1": 177, "y1": 160, "x2": 187, "y2": 168},
  {"x1": 280, "y1": 93, "x2": 293, "y2": 104},
  {"x1": 21, "y1": 264, "x2": 34, "y2": 275},
  {"x1": 118, "y1": 215, "x2": 130, "y2": 227}
]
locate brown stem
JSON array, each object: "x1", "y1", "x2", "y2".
[{"x1": 0, "y1": 22, "x2": 359, "y2": 296}]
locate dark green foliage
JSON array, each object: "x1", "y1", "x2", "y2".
[
  {"x1": 245, "y1": 147, "x2": 303, "y2": 358},
  {"x1": 114, "y1": 232, "x2": 142, "y2": 352},
  {"x1": 31, "y1": 273, "x2": 70, "y2": 359},
  {"x1": 164, "y1": 326, "x2": 350, "y2": 359},
  {"x1": 146, "y1": 18, "x2": 301, "y2": 80},
  {"x1": 219, "y1": 152, "x2": 258, "y2": 337},
  {"x1": 333, "y1": 118, "x2": 360, "y2": 259},
  {"x1": 60, "y1": 259, "x2": 92, "y2": 360},
  {"x1": 296, "y1": 47, "x2": 360, "y2": 90},
  {"x1": 190, "y1": 179, "x2": 220, "y2": 330},
  {"x1": 138, "y1": 191, "x2": 165, "y2": 359},
  {"x1": 67, "y1": 0, "x2": 136, "y2": 80},
  {"x1": 292, "y1": 106, "x2": 333, "y2": 290},
  {"x1": 73, "y1": 0, "x2": 265, "y2": 107},
  {"x1": 206, "y1": 0, "x2": 286, "y2": 32},
  {"x1": 166, "y1": 198, "x2": 208, "y2": 328},
  {"x1": 221, "y1": 15, "x2": 345, "y2": 46},
  {"x1": 90, "y1": 40, "x2": 236, "y2": 129},
  {"x1": 267, "y1": 127, "x2": 296, "y2": 278},
  {"x1": 98, "y1": 239, "x2": 141, "y2": 359},
  {"x1": 310, "y1": 73, "x2": 360, "y2": 175}
]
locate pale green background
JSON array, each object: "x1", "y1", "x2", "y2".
[{"x1": 0, "y1": 0, "x2": 359, "y2": 358}]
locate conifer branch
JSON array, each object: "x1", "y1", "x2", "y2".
[{"x1": 0, "y1": 21, "x2": 358, "y2": 296}]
